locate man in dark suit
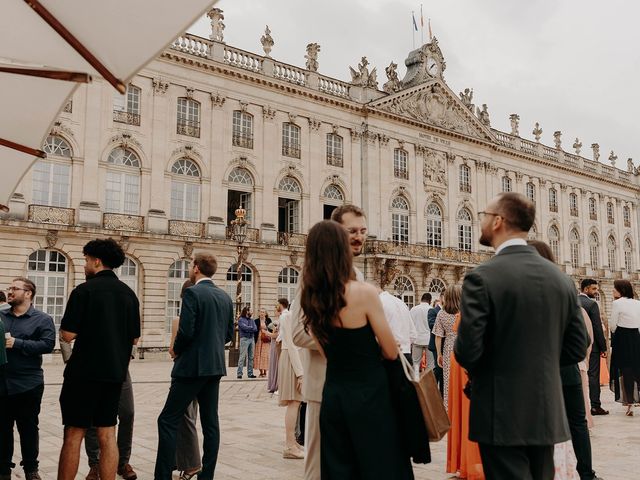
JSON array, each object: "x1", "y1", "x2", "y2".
[
  {"x1": 427, "y1": 302, "x2": 443, "y2": 396},
  {"x1": 455, "y1": 193, "x2": 588, "y2": 480},
  {"x1": 154, "y1": 253, "x2": 234, "y2": 480},
  {"x1": 578, "y1": 279, "x2": 609, "y2": 416}
]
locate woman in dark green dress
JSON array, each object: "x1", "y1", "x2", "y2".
[{"x1": 300, "y1": 220, "x2": 414, "y2": 480}]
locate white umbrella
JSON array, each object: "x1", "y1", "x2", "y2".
[{"x1": 0, "y1": 0, "x2": 218, "y2": 210}]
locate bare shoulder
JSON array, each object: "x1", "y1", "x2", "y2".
[{"x1": 345, "y1": 280, "x2": 378, "y2": 302}]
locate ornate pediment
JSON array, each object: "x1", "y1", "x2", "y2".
[{"x1": 370, "y1": 81, "x2": 495, "y2": 142}]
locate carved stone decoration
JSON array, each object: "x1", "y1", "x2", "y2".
[
  {"x1": 152, "y1": 77, "x2": 169, "y2": 95},
  {"x1": 260, "y1": 26, "x2": 274, "y2": 57},
  {"x1": 459, "y1": 88, "x2": 473, "y2": 110},
  {"x1": 45, "y1": 230, "x2": 58, "y2": 248},
  {"x1": 627, "y1": 158, "x2": 635, "y2": 173},
  {"x1": 349, "y1": 56, "x2": 378, "y2": 88},
  {"x1": 350, "y1": 129, "x2": 362, "y2": 141},
  {"x1": 29, "y1": 205, "x2": 74, "y2": 225},
  {"x1": 185, "y1": 86, "x2": 195, "y2": 99},
  {"x1": 290, "y1": 250, "x2": 299, "y2": 265},
  {"x1": 168, "y1": 220, "x2": 204, "y2": 237},
  {"x1": 332, "y1": 124, "x2": 340, "y2": 135},
  {"x1": 401, "y1": 37, "x2": 447, "y2": 88},
  {"x1": 118, "y1": 236, "x2": 130, "y2": 253},
  {"x1": 378, "y1": 258, "x2": 399, "y2": 289},
  {"x1": 239, "y1": 101, "x2": 249, "y2": 113},
  {"x1": 509, "y1": 114, "x2": 520, "y2": 136},
  {"x1": 573, "y1": 138, "x2": 582, "y2": 155},
  {"x1": 207, "y1": 8, "x2": 225, "y2": 43},
  {"x1": 210, "y1": 92, "x2": 226, "y2": 107},
  {"x1": 454, "y1": 266, "x2": 466, "y2": 282},
  {"x1": 171, "y1": 144, "x2": 202, "y2": 161},
  {"x1": 553, "y1": 131, "x2": 562, "y2": 150},
  {"x1": 515, "y1": 171, "x2": 524, "y2": 183},
  {"x1": 262, "y1": 105, "x2": 276, "y2": 120},
  {"x1": 591, "y1": 143, "x2": 600, "y2": 161},
  {"x1": 109, "y1": 133, "x2": 142, "y2": 150},
  {"x1": 476, "y1": 104, "x2": 490, "y2": 127},
  {"x1": 609, "y1": 151, "x2": 617, "y2": 167},
  {"x1": 378, "y1": 133, "x2": 390, "y2": 146},
  {"x1": 532, "y1": 122, "x2": 543, "y2": 142},
  {"x1": 305, "y1": 43, "x2": 320, "y2": 72},
  {"x1": 103, "y1": 213, "x2": 144, "y2": 232},
  {"x1": 308, "y1": 118, "x2": 321, "y2": 131},
  {"x1": 421, "y1": 263, "x2": 432, "y2": 287},
  {"x1": 398, "y1": 140, "x2": 405, "y2": 150},
  {"x1": 183, "y1": 242, "x2": 194, "y2": 258},
  {"x1": 422, "y1": 149, "x2": 447, "y2": 186},
  {"x1": 383, "y1": 62, "x2": 401, "y2": 93},
  {"x1": 50, "y1": 121, "x2": 75, "y2": 140},
  {"x1": 288, "y1": 113, "x2": 298, "y2": 124}
]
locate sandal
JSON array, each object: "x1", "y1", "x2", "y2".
[
  {"x1": 179, "y1": 469, "x2": 201, "y2": 480},
  {"x1": 625, "y1": 406, "x2": 634, "y2": 416}
]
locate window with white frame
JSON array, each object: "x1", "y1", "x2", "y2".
[
  {"x1": 166, "y1": 259, "x2": 190, "y2": 335},
  {"x1": 394, "y1": 149, "x2": 409, "y2": 179},
  {"x1": 227, "y1": 167, "x2": 253, "y2": 225},
  {"x1": 548, "y1": 225, "x2": 560, "y2": 261},
  {"x1": 501, "y1": 176, "x2": 512, "y2": 192},
  {"x1": 233, "y1": 110, "x2": 254, "y2": 149},
  {"x1": 426, "y1": 203, "x2": 443, "y2": 248},
  {"x1": 113, "y1": 84, "x2": 141, "y2": 126},
  {"x1": 105, "y1": 147, "x2": 141, "y2": 215},
  {"x1": 569, "y1": 193, "x2": 578, "y2": 217},
  {"x1": 457, "y1": 208, "x2": 473, "y2": 252},
  {"x1": 428, "y1": 278, "x2": 446, "y2": 300},
  {"x1": 170, "y1": 159, "x2": 201, "y2": 221},
  {"x1": 607, "y1": 236, "x2": 617, "y2": 269},
  {"x1": 623, "y1": 205, "x2": 631, "y2": 227},
  {"x1": 115, "y1": 257, "x2": 139, "y2": 295},
  {"x1": 393, "y1": 276, "x2": 415, "y2": 309},
  {"x1": 277, "y1": 267, "x2": 299, "y2": 302},
  {"x1": 624, "y1": 238, "x2": 633, "y2": 272},
  {"x1": 278, "y1": 177, "x2": 301, "y2": 233},
  {"x1": 282, "y1": 122, "x2": 301, "y2": 158},
  {"x1": 549, "y1": 188, "x2": 558, "y2": 213},
  {"x1": 177, "y1": 97, "x2": 200, "y2": 137},
  {"x1": 27, "y1": 250, "x2": 67, "y2": 328},
  {"x1": 526, "y1": 182, "x2": 536, "y2": 203},
  {"x1": 322, "y1": 184, "x2": 344, "y2": 219},
  {"x1": 391, "y1": 196, "x2": 409, "y2": 244},
  {"x1": 225, "y1": 264, "x2": 253, "y2": 308},
  {"x1": 589, "y1": 232, "x2": 599, "y2": 269},
  {"x1": 607, "y1": 202, "x2": 615, "y2": 224},
  {"x1": 459, "y1": 164, "x2": 471, "y2": 193},
  {"x1": 34, "y1": 135, "x2": 72, "y2": 207},
  {"x1": 326, "y1": 133, "x2": 343, "y2": 167},
  {"x1": 569, "y1": 229, "x2": 580, "y2": 268}
]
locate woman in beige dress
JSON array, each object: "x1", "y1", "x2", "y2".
[{"x1": 253, "y1": 309, "x2": 271, "y2": 377}]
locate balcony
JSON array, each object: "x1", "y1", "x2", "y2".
[
  {"x1": 28, "y1": 204, "x2": 74, "y2": 226},
  {"x1": 624, "y1": 220, "x2": 631, "y2": 228},
  {"x1": 177, "y1": 119, "x2": 200, "y2": 138},
  {"x1": 594, "y1": 268, "x2": 605, "y2": 278},
  {"x1": 589, "y1": 213, "x2": 597, "y2": 221},
  {"x1": 282, "y1": 143, "x2": 301, "y2": 159},
  {"x1": 225, "y1": 226, "x2": 260, "y2": 242},
  {"x1": 364, "y1": 240, "x2": 492, "y2": 264},
  {"x1": 168, "y1": 220, "x2": 204, "y2": 237},
  {"x1": 232, "y1": 133, "x2": 253, "y2": 149},
  {"x1": 277, "y1": 232, "x2": 307, "y2": 247},
  {"x1": 394, "y1": 168, "x2": 409, "y2": 180},
  {"x1": 326, "y1": 153, "x2": 343, "y2": 167},
  {"x1": 113, "y1": 110, "x2": 141, "y2": 126},
  {"x1": 570, "y1": 208, "x2": 578, "y2": 217},
  {"x1": 607, "y1": 217, "x2": 614, "y2": 225},
  {"x1": 573, "y1": 266, "x2": 586, "y2": 276},
  {"x1": 459, "y1": 183, "x2": 471, "y2": 193},
  {"x1": 549, "y1": 204, "x2": 558, "y2": 213},
  {"x1": 102, "y1": 213, "x2": 144, "y2": 232}
]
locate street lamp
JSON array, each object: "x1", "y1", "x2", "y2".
[{"x1": 227, "y1": 206, "x2": 248, "y2": 367}]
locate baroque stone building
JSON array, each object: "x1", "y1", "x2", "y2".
[{"x1": 1, "y1": 12, "x2": 638, "y2": 348}]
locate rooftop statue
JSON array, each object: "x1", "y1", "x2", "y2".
[
  {"x1": 207, "y1": 8, "x2": 225, "y2": 43},
  {"x1": 509, "y1": 114, "x2": 520, "y2": 136},
  {"x1": 476, "y1": 104, "x2": 490, "y2": 127},
  {"x1": 349, "y1": 56, "x2": 378, "y2": 88},
  {"x1": 383, "y1": 62, "x2": 401, "y2": 93},
  {"x1": 305, "y1": 43, "x2": 320, "y2": 72},
  {"x1": 261, "y1": 26, "x2": 274, "y2": 57},
  {"x1": 459, "y1": 88, "x2": 473, "y2": 110}
]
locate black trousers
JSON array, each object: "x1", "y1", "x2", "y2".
[
  {"x1": 563, "y1": 381, "x2": 596, "y2": 480},
  {"x1": 587, "y1": 350, "x2": 602, "y2": 409},
  {"x1": 0, "y1": 384, "x2": 45, "y2": 474},
  {"x1": 154, "y1": 376, "x2": 221, "y2": 480},
  {"x1": 479, "y1": 444, "x2": 554, "y2": 480},
  {"x1": 430, "y1": 350, "x2": 444, "y2": 396}
]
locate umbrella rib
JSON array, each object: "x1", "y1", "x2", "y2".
[
  {"x1": 24, "y1": 0, "x2": 126, "y2": 94},
  {"x1": 0, "y1": 66, "x2": 90, "y2": 83},
  {"x1": 0, "y1": 138, "x2": 47, "y2": 159}
]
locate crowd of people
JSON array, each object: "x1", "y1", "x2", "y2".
[{"x1": 0, "y1": 196, "x2": 639, "y2": 480}]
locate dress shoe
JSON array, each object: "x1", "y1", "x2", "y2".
[
  {"x1": 117, "y1": 464, "x2": 137, "y2": 480},
  {"x1": 86, "y1": 465, "x2": 100, "y2": 480},
  {"x1": 283, "y1": 447, "x2": 305, "y2": 459},
  {"x1": 591, "y1": 406, "x2": 609, "y2": 415},
  {"x1": 25, "y1": 472, "x2": 41, "y2": 480},
  {"x1": 248, "y1": 374, "x2": 257, "y2": 378}
]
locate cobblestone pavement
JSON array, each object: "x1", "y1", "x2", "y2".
[{"x1": 8, "y1": 358, "x2": 638, "y2": 479}]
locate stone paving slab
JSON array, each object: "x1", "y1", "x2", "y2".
[{"x1": 8, "y1": 359, "x2": 637, "y2": 479}]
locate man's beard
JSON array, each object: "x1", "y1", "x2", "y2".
[
  {"x1": 351, "y1": 242, "x2": 363, "y2": 257},
  {"x1": 479, "y1": 231, "x2": 491, "y2": 247}
]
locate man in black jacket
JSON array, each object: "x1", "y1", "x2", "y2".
[
  {"x1": 427, "y1": 302, "x2": 443, "y2": 396},
  {"x1": 455, "y1": 193, "x2": 588, "y2": 480},
  {"x1": 578, "y1": 279, "x2": 609, "y2": 416}
]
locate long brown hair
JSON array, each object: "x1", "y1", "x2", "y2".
[
  {"x1": 301, "y1": 220, "x2": 353, "y2": 346},
  {"x1": 442, "y1": 285, "x2": 462, "y2": 314}
]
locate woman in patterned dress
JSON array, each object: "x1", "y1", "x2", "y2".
[
  {"x1": 253, "y1": 309, "x2": 271, "y2": 377},
  {"x1": 434, "y1": 284, "x2": 462, "y2": 411}
]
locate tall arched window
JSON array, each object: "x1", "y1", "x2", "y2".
[
  {"x1": 394, "y1": 149, "x2": 409, "y2": 179},
  {"x1": 322, "y1": 184, "x2": 344, "y2": 219},
  {"x1": 277, "y1": 267, "x2": 299, "y2": 301},
  {"x1": 589, "y1": 232, "x2": 599, "y2": 269},
  {"x1": 623, "y1": 205, "x2": 631, "y2": 227},
  {"x1": 393, "y1": 276, "x2": 415, "y2": 309},
  {"x1": 278, "y1": 176, "x2": 302, "y2": 233},
  {"x1": 569, "y1": 229, "x2": 580, "y2": 268},
  {"x1": 607, "y1": 236, "x2": 617, "y2": 270},
  {"x1": 34, "y1": 135, "x2": 72, "y2": 207},
  {"x1": 170, "y1": 159, "x2": 201, "y2": 221},
  {"x1": 225, "y1": 264, "x2": 253, "y2": 308},
  {"x1": 326, "y1": 133, "x2": 343, "y2": 167},
  {"x1": 459, "y1": 164, "x2": 471, "y2": 193},
  {"x1": 589, "y1": 198, "x2": 597, "y2": 220},
  {"x1": 391, "y1": 196, "x2": 410, "y2": 244},
  {"x1": 607, "y1": 202, "x2": 615, "y2": 224},
  {"x1": 113, "y1": 84, "x2": 141, "y2": 126},
  {"x1": 428, "y1": 278, "x2": 446, "y2": 300},
  {"x1": 457, "y1": 208, "x2": 473, "y2": 252},
  {"x1": 27, "y1": 250, "x2": 68, "y2": 327},
  {"x1": 548, "y1": 188, "x2": 558, "y2": 213},
  {"x1": 115, "y1": 257, "x2": 139, "y2": 295},
  {"x1": 569, "y1": 193, "x2": 578, "y2": 217},
  {"x1": 548, "y1": 225, "x2": 560, "y2": 261},
  {"x1": 177, "y1": 97, "x2": 201, "y2": 137},
  {"x1": 232, "y1": 110, "x2": 254, "y2": 148},
  {"x1": 624, "y1": 238, "x2": 633, "y2": 272},
  {"x1": 426, "y1": 203, "x2": 443, "y2": 248},
  {"x1": 526, "y1": 182, "x2": 536, "y2": 203},
  {"x1": 166, "y1": 259, "x2": 190, "y2": 335},
  {"x1": 282, "y1": 122, "x2": 301, "y2": 158},
  {"x1": 501, "y1": 176, "x2": 512, "y2": 192},
  {"x1": 227, "y1": 167, "x2": 254, "y2": 224},
  {"x1": 105, "y1": 147, "x2": 141, "y2": 214}
]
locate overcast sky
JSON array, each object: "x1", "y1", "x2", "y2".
[{"x1": 189, "y1": 0, "x2": 640, "y2": 165}]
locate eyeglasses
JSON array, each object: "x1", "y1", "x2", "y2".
[
  {"x1": 5, "y1": 287, "x2": 27, "y2": 292},
  {"x1": 478, "y1": 211, "x2": 501, "y2": 219}
]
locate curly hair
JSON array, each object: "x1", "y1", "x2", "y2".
[
  {"x1": 82, "y1": 238, "x2": 125, "y2": 269},
  {"x1": 301, "y1": 220, "x2": 353, "y2": 347}
]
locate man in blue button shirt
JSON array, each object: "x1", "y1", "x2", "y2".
[{"x1": 0, "y1": 277, "x2": 56, "y2": 480}]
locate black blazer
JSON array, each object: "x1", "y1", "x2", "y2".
[
  {"x1": 172, "y1": 280, "x2": 234, "y2": 378},
  {"x1": 578, "y1": 294, "x2": 607, "y2": 353},
  {"x1": 427, "y1": 305, "x2": 441, "y2": 352},
  {"x1": 454, "y1": 245, "x2": 588, "y2": 446}
]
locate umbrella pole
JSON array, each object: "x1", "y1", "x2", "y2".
[
  {"x1": 0, "y1": 66, "x2": 90, "y2": 84},
  {"x1": 24, "y1": 0, "x2": 126, "y2": 94},
  {"x1": 0, "y1": 138, "x2": 46, "y2": 158}
]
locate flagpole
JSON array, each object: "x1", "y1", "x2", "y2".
[
  {"x1": 412, "y1": 11, "x2": 415, "y2": 49},
  {"x1": 420, "y1": 4, "x2": 424, "y2": 45}
]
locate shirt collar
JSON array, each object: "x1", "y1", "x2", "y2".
[
  {"x1": 495, "y1": 238, "x2": 527, "y2": 255},
  {"x1": 7, "y1": 304, "x2": 36, "y2": 318},
  {"x1": 196, "y1": 277, "x2": 212, "y2": 285}
]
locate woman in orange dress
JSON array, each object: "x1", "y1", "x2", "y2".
[{"x1": 447, "y1": 312, "x2": 484, "y2": 480}]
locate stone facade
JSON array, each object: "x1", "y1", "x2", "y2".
[{"x1": 1, "y1": 18, "x2": 638, "y2": 347}]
